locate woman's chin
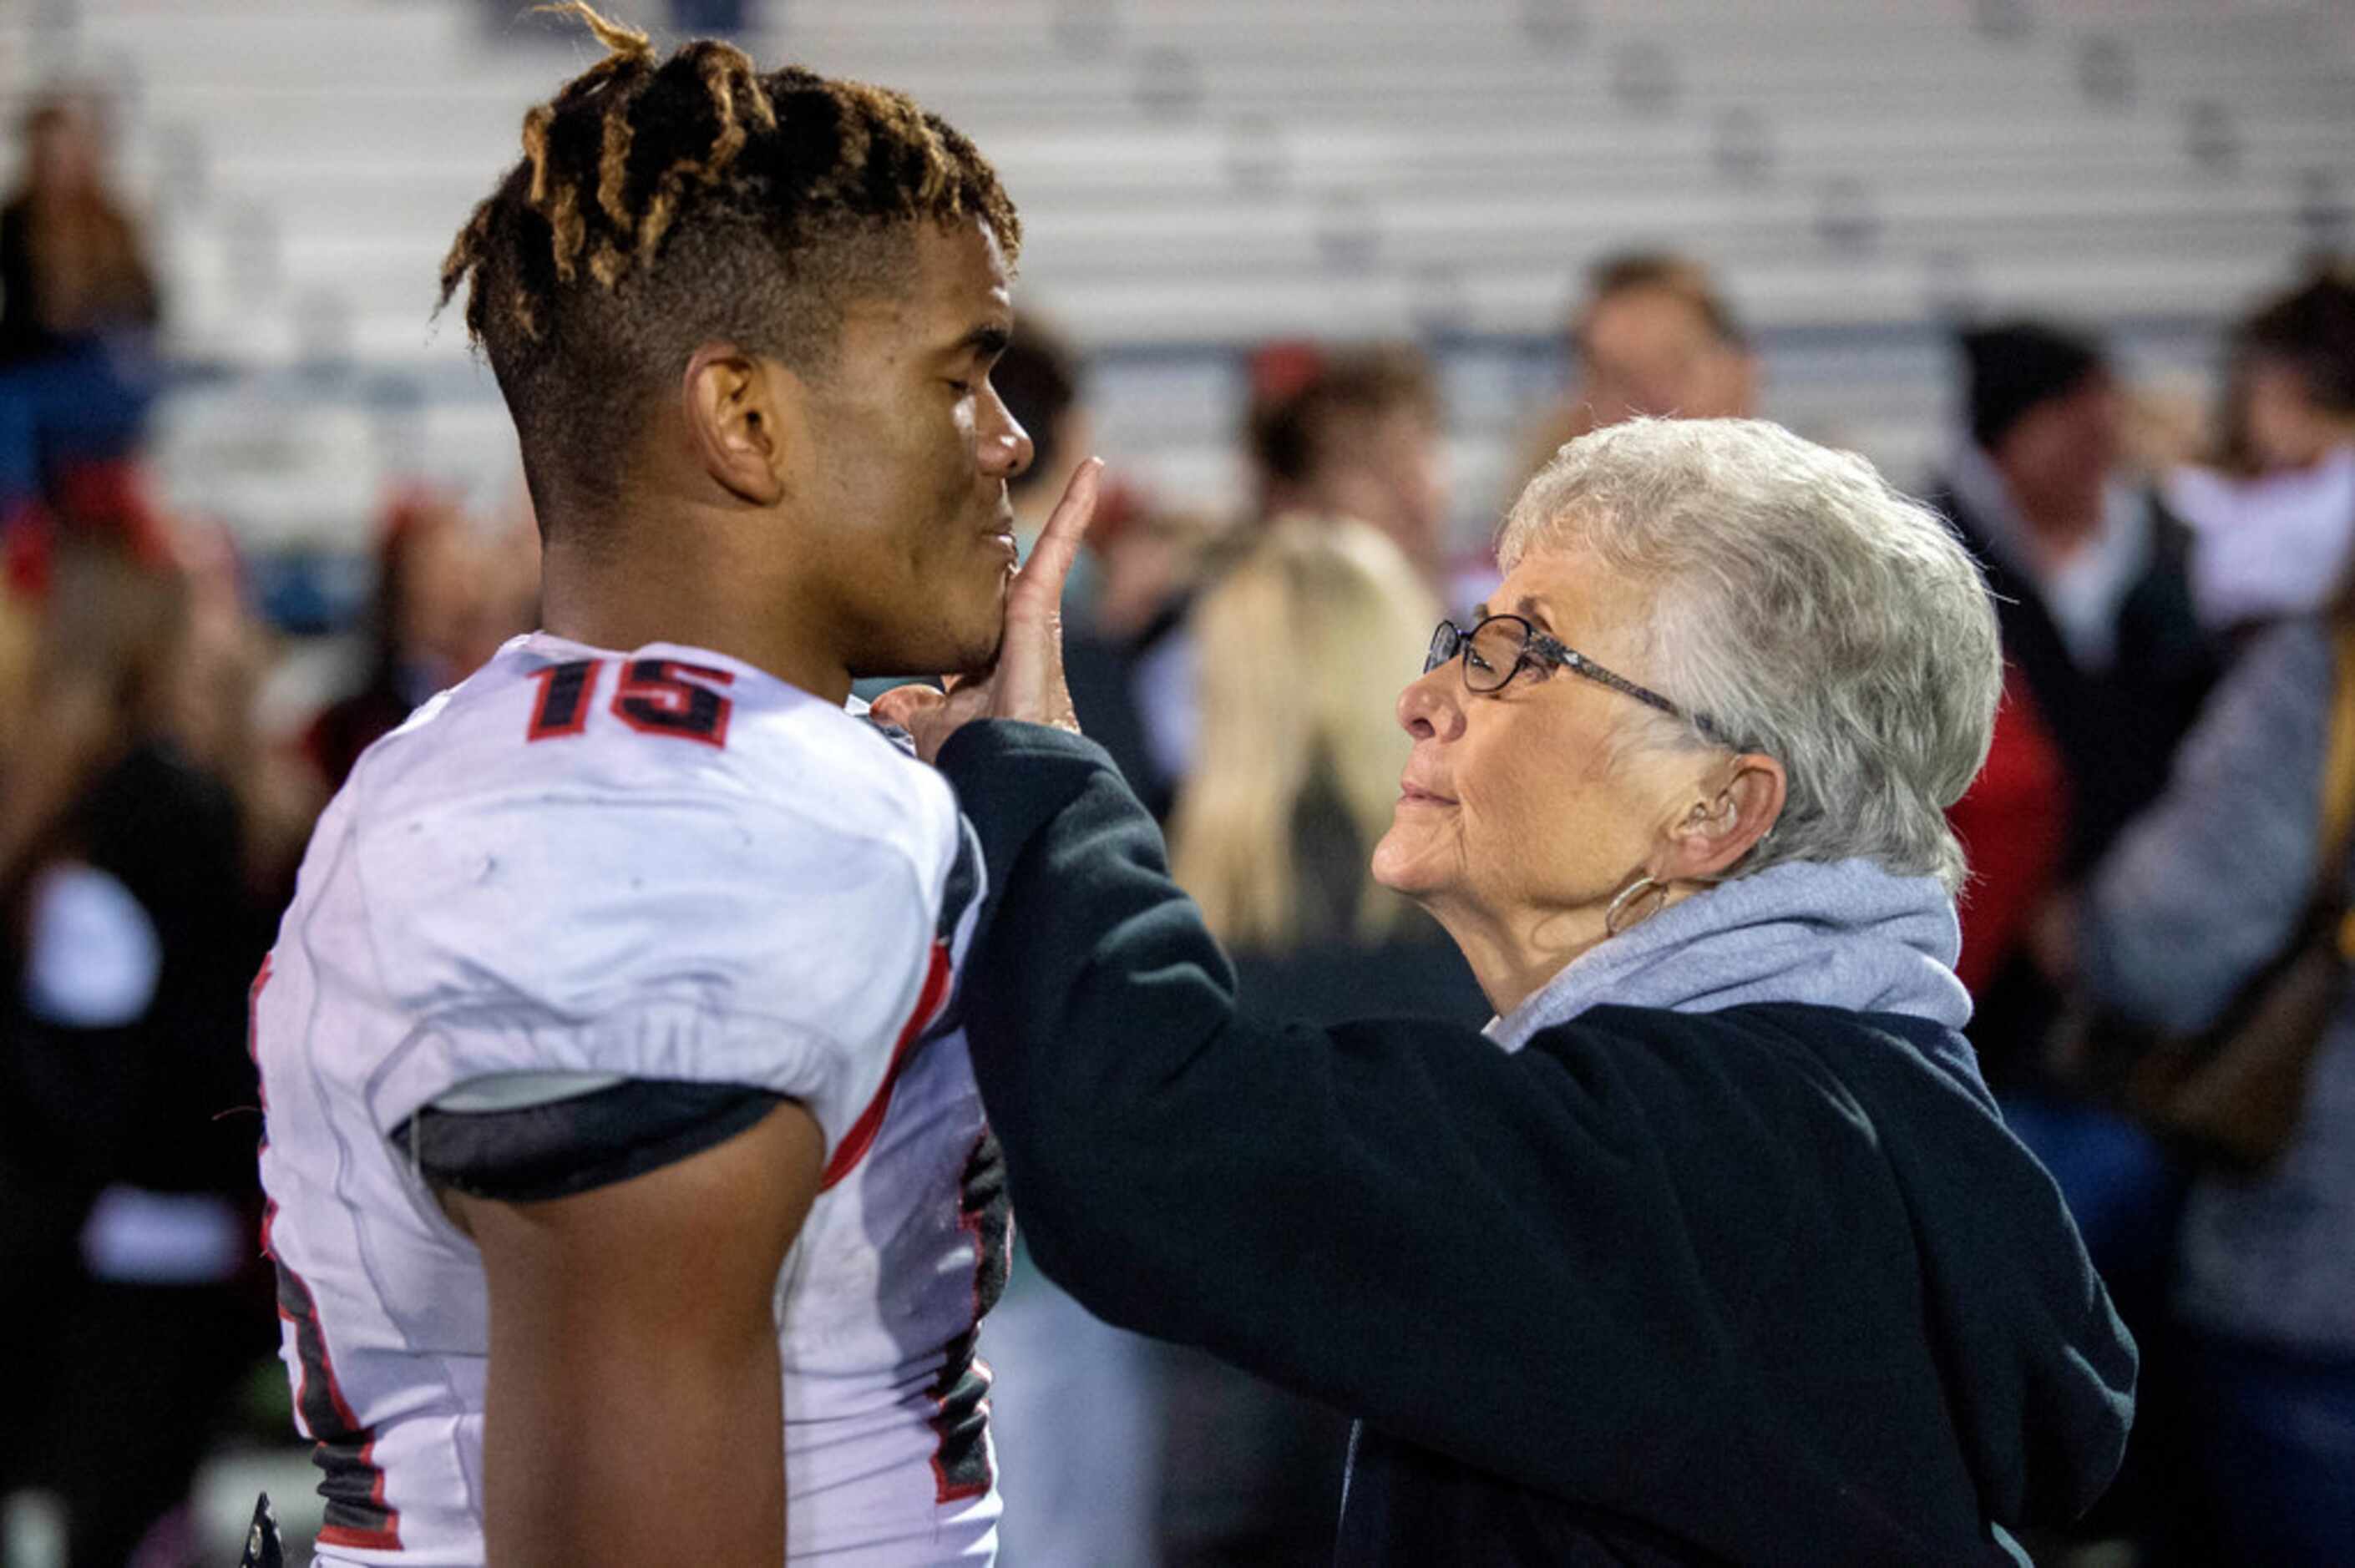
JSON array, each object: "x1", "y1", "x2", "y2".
[{"x1": 1370, "y1": 831, "x2": 1442, "y2": 902}]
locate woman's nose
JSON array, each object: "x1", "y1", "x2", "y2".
[{"x1": 1395, "y1": 665, "x2": 1464, "y2": 741}]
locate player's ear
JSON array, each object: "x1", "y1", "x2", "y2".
[{"x1": 682, "y1": 343, "x2": 790, "y2": 508}]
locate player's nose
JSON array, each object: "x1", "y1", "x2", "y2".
[{"x1": 979, "y1": 382, "x2": 1033, "y2": 480}]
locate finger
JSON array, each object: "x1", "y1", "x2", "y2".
[
  {"x1": 1012, "y1": 457, "x2": 1102, "y2": 605},
  {"x1": 869, "y1": 682, "x2": 947, "y2": 729}
]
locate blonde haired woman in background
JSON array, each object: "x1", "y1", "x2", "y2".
[
  {"x1": 1159, "y1": 518, "x2": 1486, "y2": 1566},
  {"x1": 1172, "y1": 518, "x2": 1486, "y2": 1024}
]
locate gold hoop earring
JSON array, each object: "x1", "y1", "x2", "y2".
[{"x1": 1604, "y1": 874, "x2": 1668, "y2": 937}]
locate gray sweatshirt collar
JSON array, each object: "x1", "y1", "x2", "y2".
[{"x1": 1487, "y1": 858, "x2": 1976, "y2": 1053}]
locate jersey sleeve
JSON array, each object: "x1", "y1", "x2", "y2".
[
  {"x1": 354, "y1": 781, "x2": 962, "y2": 1167},
  {"x1": 393, "y1": 1080, "x2": 786, "y2": 1201}
]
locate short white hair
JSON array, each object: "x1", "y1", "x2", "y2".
[{"x1": 1498, "y1": 417, "x2": 2000, "y2": 893}]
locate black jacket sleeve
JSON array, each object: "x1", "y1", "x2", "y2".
[{"x1": 934, "y1": 722, "x2": 1967, "y2": 1556}]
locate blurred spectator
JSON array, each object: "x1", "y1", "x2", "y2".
[
  {"x1": 1565, "y1": 251, "x2": 1756, "y2": 430},
  {"x1": 994, "y1": 316, "x2": 1094, "y2": 549},
  {"x1": 0, "y1": 533, "x2": 275, "y2": 1566},
  {"x1": 1936, "y1": 321, "x2": 2220, "y2": 1088},
  {"x1": 1170, "y1": 518, "x2": 1478, "y2": 1016},
  {"x1": 1515, "y1": 250, "x2": 1757, "y2": 485},
  {"x1": 175, "y1": 513, "x2": 332, "y2": 903},
  {"x1": 1248, "y1": 342, "x2": 1450, "y2": 587},
  {"x1": 2165, "y1": 264, "x2": 2355, "y2": 633},
  {"x1": 2081, "y1": 597, "x2": 2355, "y2": 1562},
  {"x1": 989, "y1": 308, "x2": 1153, "y2": 630},
  {"x1": 304, "y1": 488, "x2": 539, "y2": 792},
  {"x1": 1935, "y1": 320, "x2": 2221, "y2": 1556},
  {"x1": 1070, "y1": 342, "x2": 1452, "y2": 819},
  {"x1": 0, "y1": 90, "x2": 161, "y2": 510},
  {"x1": 1157, "y1": 518, "x2": 1486, "y2": 1563},
  {"x1": 1085, "y1": 507, "x2": 1228, "y2": 645}
]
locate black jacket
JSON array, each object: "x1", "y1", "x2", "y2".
[
  {"x1": 1932, "y1": 486, "x2": 2216, "y2": 883},
  {"x1": 937, "y1": 722, "x2": 2136, "y2": 1565},
  {"x1": 1931, "y1": 485, "x2": 2219, "y2": 1084}
]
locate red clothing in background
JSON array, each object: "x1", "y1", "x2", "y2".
[{"x1": 1951, "y1": 670, "x2": 2072, "y2": 994}]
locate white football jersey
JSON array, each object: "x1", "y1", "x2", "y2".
[{"x1": 252, "y1": 632, "x2": 1006, "y2": 1565}]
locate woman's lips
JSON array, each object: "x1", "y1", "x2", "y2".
[{"x1": 1398, "y1": 781, "x2": 1456, "y2": 806}]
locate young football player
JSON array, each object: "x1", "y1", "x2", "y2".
[{"x1": 250, "y1": 8, "x2": 1096, "y2": 1561}]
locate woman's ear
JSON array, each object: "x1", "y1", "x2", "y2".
[
  {"x1": 1661, "y1": 753, "x2": 1785, "y2": 883},
  {"x1": 682, "y1": 343, "x2": 790, "y2": 508}
]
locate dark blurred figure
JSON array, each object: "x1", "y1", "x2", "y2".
[
  {"x1": 1069, "y1": 341, "x2": 1450, "y2": 819},
  {"x1": 993, "y1": 316, "x2": 1093, "y2": 553},
  {"x1": 1937, "y1": 321, "x2": 2220, "y2": 1086},
  {"x1": 2079, "y1": 574, "x2": 2355, "y2": 1565},
  {"x1": 304, "y1": 488, "x2": 539, "y2": 792},
  {"x1": 0, "y1": 90, "x2": 161, "y2": 510},
  {"x1": 1156, "y1": 518, "x2": 1486, "y2": 1564},
  {"x1": 2168, "y1": 264, "x2": 2355, "y2": 632},
  {"x1": 0, "y1": 532, "x2": 276, "y2": 1566},
  {"x1": 1515, "y1": 251, "x2": 1757, "y2": 485},
  {"x1": 989, "y1": 313, "x2": 1155, "y2": 635},
  {"x1": 1934, "y1": 320, "x2": 2221, "y2": 1557}
]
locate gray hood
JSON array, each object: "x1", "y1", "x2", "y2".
[{"x1": 1491, "y1": 857, "x2": 1978, "y2": 1060}]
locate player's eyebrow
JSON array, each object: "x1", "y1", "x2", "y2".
[{"x1": 1513, "y1": 595, "x2": 1558, "y2": 634}]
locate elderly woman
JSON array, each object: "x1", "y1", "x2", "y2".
[{"x1": 881, "y1": 417, "x2": 2135, "y2": 1564}]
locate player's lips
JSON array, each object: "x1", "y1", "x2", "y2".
[
  {"x1": 983, "y1": 503, "x2": 1019, "y2": 559},
  {"x1": 1398, "y1": 777, "x2": 1456, "y2": 807}
]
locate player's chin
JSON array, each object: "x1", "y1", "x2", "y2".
[
  {"x1": 943, "y1": 571, "x2": 1010, "y2": 659},
  {"x1": 883, "y1": 584, "x2": 1005, "y2": 679}
]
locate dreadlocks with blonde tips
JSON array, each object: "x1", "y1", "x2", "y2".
[{"x1": 438, "y1": 3, "x2": 1020, "y2": 529}]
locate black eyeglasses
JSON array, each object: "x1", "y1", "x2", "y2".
[{"x1": 1423, "y1": 615, "x2": 1724, "y2": 741}]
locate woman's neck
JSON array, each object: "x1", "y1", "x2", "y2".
[
  {"x1": 1421, "y1": 898, "x2": 1604, "y2": 1018},
  {"x1": 1424, "y1": 883, "x2": 1699, "y2": 1019}
]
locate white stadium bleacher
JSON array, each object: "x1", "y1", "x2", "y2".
[{"x1": 1, "y1": 0, "x2": 2351, "y2": 558}]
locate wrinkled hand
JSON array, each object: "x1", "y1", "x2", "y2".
[{"x1": 872, "y1": 458, "x2": 1102, "y2": 763}]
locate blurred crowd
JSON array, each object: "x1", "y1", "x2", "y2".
[{"x1": 4, "y1": 79, "x2": 2355, "y2": 1568}]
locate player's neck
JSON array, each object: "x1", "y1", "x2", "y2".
[{"x1": 540, "y1": 537, "x2": 853, "y2": 707}]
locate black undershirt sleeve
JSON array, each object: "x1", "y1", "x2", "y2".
[{"x1": 392, "y1": 1080, "x2": 785, "y2": 1203}]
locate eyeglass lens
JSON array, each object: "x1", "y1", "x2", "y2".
[{"x1": 1424, "y1": 619, "x2": 1530, "y2": 691}]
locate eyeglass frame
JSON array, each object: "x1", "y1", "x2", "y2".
[{"x1": 1422, "y1": 614, "x2": 1728, "y2": 744}]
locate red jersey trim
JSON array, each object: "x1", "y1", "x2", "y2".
[{"x1": 819, "y1": 939, "x2": 953, "y2": 1191}]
